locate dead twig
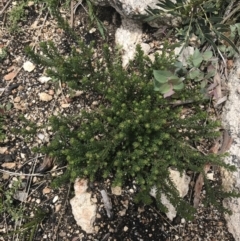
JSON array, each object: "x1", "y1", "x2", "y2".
[
  {"x1": 53, "y1": 183, "x2": 71, "y2": 241},
  {"x1": 0, "y1": 0, "x2": 12, "y2": 16},
  {"x1": 70, "y1": 0, "x2": 74, "y2": 28},
  {"x1": 0, "y1": 169, "x2": 45, "y2": 176}
]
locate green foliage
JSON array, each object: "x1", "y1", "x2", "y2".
[
  {"x1": 11, "y1": 114, "x2": 40, "y2": 142},
  {"x1": 186, "y1": 49, "x2": 215, "y2": 82},
  {"x1": 218, "y1": 23, "x2": 240, "y2": 57},
  {"x1": 86, "y1": 0, "x2": 107, "y2": 39},
  {"x1": 7, "y1": 0, "x2": 27, "y2": 32},
  {"x1": 0, "y1": 177, "x2": 47, "y2": 240},
  {"x1": 26, "y1": 39, "x2": 237, "y2": 219},
  {"x1": 0, "y1": 178, "x2": 25, "y2": 221},
  {"x1": 173, "y1": 48, "x2": 217, "y2": 99},
  {"x1": 145, "y1": 0, "x2": 239, "y2": 53},
  {"x1": 153, "y1": 48, "x2": 216, "y2": 98},
  {"x1": 0, "y1": 47, "x2": 7, "y2": 62},
  {"x1": 153, "y1": 69, "x2": 184, "y2": 95}
]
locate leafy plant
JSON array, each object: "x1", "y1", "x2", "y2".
[
  {"x1": 11, "y1": 114, "x2": 41, "y2": 142},
  {"x1": 153, "y1": 48, "x2": 215, "y2": 97},
  {"x1": 153, "y1": 69, "x2": 184, "y2": 96},
  {"x1": 218, "y1": 23, "x2": 240, "y2": 57},
  {"x1": 145, "y1": 0, "x2": 239, "y2": 53},
  {"x1": 26, "y1": 39, "x2": 238, "y2": 219},
  {"x1": 0, "y1": 178, "x2": 25, "y2": 221},
  {"x1": 86, "y1": 0, "x2": 107, "y2": 39},
  {"x1": 0, "y1": 47, "x2": 7, "y2": 62},
  {"x1": 7, "y1": 0, "x2": 27, "y2": 32}
]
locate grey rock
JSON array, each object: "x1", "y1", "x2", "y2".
[
  {"x1": 70, "y1": 179, "x2": 97, "y2": 233},
  {"x1": 221, "y1": 58, "x2": 240, "y2": 241},
  {"x1": 91, "y1": 0, "x2": 181, "y2": 27},
  {"x1": 150, "y1": 169, "x2": 190, "y2": 221}
]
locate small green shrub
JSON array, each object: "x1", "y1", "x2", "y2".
[
  {"x1": 26, "y1": 40, "x2": 238, "y2": 219},
  {"x1": 7, "y1": 0, "x2": 27, "y2": 32},
  {"x1": 0, "y1": 178, "x2": 25, "y2": 221},
  {"x1": 0, "y1": 47, "x2": 7, "y2": 62}
]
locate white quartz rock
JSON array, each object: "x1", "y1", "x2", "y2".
[
  {"x1": 150, "y1": 169, "x2": 190, "y2": 221},
  {"x1": 221, "y1": 58, "x2": 240, "y2": 241},
  {"x1": 70, "y1": 179, "x2": 97, "y2": 233},
  {"x1": 91, "y1": 0, "x2": 181, "y2": 27},
  {"x1": 115, "y1": 18, "x2": 143, "y2": 67}
]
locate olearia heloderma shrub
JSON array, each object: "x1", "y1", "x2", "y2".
[{"x1": 26, "y1": 40, "x2": 238, "y2": 219}]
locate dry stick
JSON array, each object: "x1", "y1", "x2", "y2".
[
  {"x1": 53, "y1": 183, "x2": 71, "y2": 241},
  {"x1": 70, "y1": 0, "x2": 74, "y2": 28},
  {"x1": 0, "y1": 0, "x2": 12, "y2": 15},
  {"x1": 58, "y1": 80, "x2": 68, "y2": 105},
  {"x1": 152, "y1": 207, "x2": 178, "y2": 232},
  {"x1": 0, "y1": 169, "x2": 45, "y2": 176},
  {"x1": 222, "y1": 3, "x2": 240, "y2": 24},
  {"x1": 3, "y1": 213, "x2": 9, "y2": 235},
  {"x1": 30, "y1": 4, "x2": 49, "y2": 52},
  {"x1": 14, "y1": 154, "x2": 40, "y2": 241},
  {"x1": 74, "y1": 0, "x2": 87, "y2": 15},
  {"x1": 223, "y1": 0, "x2": 237, "y2": 19},
  {"x1": 0, "y1": 67, "x2": 22, "y2": 97}
]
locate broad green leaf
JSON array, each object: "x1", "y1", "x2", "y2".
[
  {"x1": 169, "y1": 76, "x2": 181, "y2": 85},
  {"x1": 174, "y1": 61, "x2": 183, "y2": 69},
  {"x1": 205, "y1": 70, "x2": 215, "y2": 79},
  {"x1": 192, "y1": 55, "x2": 203, "y2": 67},
  {"x1": 201, "y1": 80, "x2": 208, "y2": 89},
  {"x1": 202, "y1": 51, "x2": 212, "y2": 61},
  {"x1": 164, "y1": 89, "x2": 175, "y2": 98},
  {"x1": 195, "y1": 71, "x2": 204, "y2": 81},
  {"x1": 159, "y1": 83, "x2": 172, "y2": 94},
  {"x1": 173, "y1": 82, "x2": 184, "y2": 90},
  {"x1": 188, "y1": 68, "x2": 201, "y2": 80},
  {"x1": 153, "y1": 70, "x2": 172, "y2": 83},
  {"x1": 218, "y1": 45, "x2": 226, "y2": 52},
  {"x1": 192, "y1": 49, "x2": 203, "y2": 67},
  {"x1": 154, "y1": 81, "x2": 161, "y2": 91}
]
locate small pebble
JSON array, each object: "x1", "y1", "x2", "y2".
[
  {"x1": 181, "y1": 218, "x2": 186, "y2": 224},
  {"x1": 55, "y1": 204, "x2": 61, "y2": 212},
  {"x1": 14, "y1": 96, "x2": 21, "y2": 103},
  {"x1": 123, "y1": 226, "x2": 128, "y2": 232},
  {"x1": 52, "y1": 195, "x2": 59, "y2": 203},
  {"x1": 48, "y1": 89, "x2": 54, "y2": 95}
]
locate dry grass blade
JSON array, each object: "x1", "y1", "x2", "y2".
[
  {"x1": 0, "y1": 169, "x2": 45, "y2": 176},
  {"x1": 193, "y1": 129, "x2": 233, "y2": 208},
  {"x1": 0, "y1": 0, "x2": 12, "y2": 15},
  {"x1": 193, "y1": 164, "x2": 211, "y2": 208},
  {"x1": 100, "y1": 189, "x2": 113, "y2": 218},
  {"x1": 218, "y1": 130, "x2": 233, "y2": 154}
]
